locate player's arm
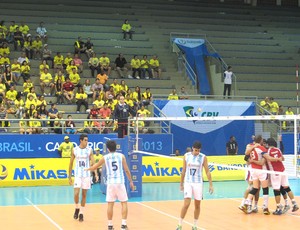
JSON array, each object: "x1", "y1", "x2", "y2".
[
  {"x1": 245, "y1": 143, "x2": 259, "y2": 155},
  {"x1": 203, "y1": 156, "x2": 214, "y2": 194},
  {"x1": 57, "y1": 144, "x2": 62, "y2": 157},
  {"x1": 68, "y1": 149, "x2": 75, "y2": 185},
  {"x1": 122, "y1": 155, "x2": 134, "y2": 191},
  {"x1": 180, "y1": 154, "x2": 187, "y2": 191},
  {"x1": 249, "y1": 156, "x2": 267, "y2": 165},
  {"x1": 86, "y1": 157, "x2": 104, "y2": 171},
  {"x1": 262, "y1": 153, "x2": 283, "y2": 162}
]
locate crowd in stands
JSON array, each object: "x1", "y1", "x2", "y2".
[{"x1": 0, "y1": 19, "x2": 162, "y2": 134}]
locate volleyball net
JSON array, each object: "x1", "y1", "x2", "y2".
[{"x1": 128, "y1": 114, "x2": 300, "y2": 181}]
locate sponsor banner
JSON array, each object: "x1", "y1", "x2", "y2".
[
  {"x1": 173, "y1": 38, "x2": 205, "y2": 48},
  {"x1": 153, "y1": 100, "x2": 255, "y2": 156},
  {"x1": 0, "y1": 158, "x2": 70, "y2": 186},
  {"x1": 0, "y1": 134, "x2": 117, "y2": 158},
  {"x1": 142, "y1": 156, "x2": 248, "y2": 182}
]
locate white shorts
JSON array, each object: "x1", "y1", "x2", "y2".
[
  {"x1": 74, "y1": 177, "x2": 91, "y2": 190},
  {"x1": 245, "y1": 170, "x2": 253, "y2": 182},
  {"x1": 270, "y1": 174, "x2": 289, "y2": 190},
  {"x1": 184, "y1": 182, "x2": 203, "y2": 201},
  {"x1": 250, "y1": 170, "x2": 268, "y2": 182},
  {"x1": 106, "y1": 183, "x2": 128, "y2": 202}
]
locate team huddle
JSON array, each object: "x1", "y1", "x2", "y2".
[{"x1": 239, "y1": 135, "x2": 299, "y2": 215}]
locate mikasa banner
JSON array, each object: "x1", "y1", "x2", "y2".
[{"x1": 154, "y1": 100, "x2": 255, "y2": 156}]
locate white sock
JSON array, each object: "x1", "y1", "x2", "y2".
[
  {"x1": 121, "y1": 219, "x2": 127, "y2": 225},
  {"x1": 178, "y1": 218, "x2": 183, "y2": 225},
  {"x1": 193, "y1": 219, "x2": 198, "y2": 227},
  {"x1": 75, "y1": 203, "x2": 79, "y2": 209},
  {"x1": 285, "y1": 199, "x2": 288, "y2": 205},
  {"x1": 263, "y1": 195, "x2": 269, "y2": 208},
  {"x1": 241, "y1": 198, "x2": 246, "y2": 206},
  {"x1": 108, "y1": 220, "x2": 113, "y2": 226},
  {"x1": 80, "y1": 206, "x2": 85, "y2": 214}
]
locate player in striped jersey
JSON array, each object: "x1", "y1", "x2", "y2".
[
  {"x1": 176, "y1": 141, "x2": 213, "y2": 230},
  {"x1": 68, "y1": 134, "x2": 97, "y2": 222},
  {"x1": 86, "y1": 140, "x2": 134, "y2": 230}
]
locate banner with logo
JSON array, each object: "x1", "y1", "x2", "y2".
[
  {"x1": 173, "y1": 38, "x2": 220, "y2": 95},
  {"x1": 153, "y1": 100, "x2": 255, "y2": 156},
  {"x1": 0, "y1": 134, "x2": 173, "y2": 158}
]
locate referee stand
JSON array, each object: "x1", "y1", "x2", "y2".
[{"x1": 100, "y1": 136, "x2": 142, "y2": 198}]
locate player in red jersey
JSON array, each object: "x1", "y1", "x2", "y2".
[
  {"x1": 241, "y1": 135, "x2": 271, "y2": 215},
  {"x1": 263, "y1": 138, "x2": 299, "y2": 214}
]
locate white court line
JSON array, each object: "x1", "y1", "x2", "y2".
[
  {"x1": 25, "y1": 197, "x2": 63, "y2": 230},
  {"x1": 136, "y1": 201, "x2": 206, "y2": 230}
]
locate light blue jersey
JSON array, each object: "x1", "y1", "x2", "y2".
[
  {"x1": 74, "y1": 146, "x2": 92, "y2": 177},
  {"x1": 104, "y1": 152, "x2": 125, "y2": 184},
  {"x1": 184, "y1": 152, "x2": 205, "y2": 183}
]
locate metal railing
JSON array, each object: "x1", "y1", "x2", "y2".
[{"x1": 169, "y1": 32, "x2": 237, "y2": 95}]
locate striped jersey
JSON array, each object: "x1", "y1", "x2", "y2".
[
  {"x1": 104, "y1": 152, "x2": 125, "y2": 184},
  {"x1": 74, "y1": 146, "x2": 92, "y2": 177},
  {"x1": 184, "y1": 152, "x2": 205, "y2": 183},
  {"x1": 265, "y1": 147, "x2": 285, "y2": 172},
  {"x1": 250, "y1": 145, "x2": 267, "y2": 170}
]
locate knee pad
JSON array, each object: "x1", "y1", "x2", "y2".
[
  {"x1": 284, "y1": 187, "x2": 291, "y2": 193},
  {"x1": 273, "y1": 190, "x2": 281, "y2": 197},
  {"x1": 280, "y1": 186, "x2": 286, "y2": 196},
  {"x1": 250, "y1": 188, "x2": 259, "y2": 196},
  {"x1": 263, "y1": 187, "x2": 269, "y2": 195}
]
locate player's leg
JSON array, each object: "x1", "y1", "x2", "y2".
[
  {"x1": 106, "y1": 184, "x2": 117, "y2": 229},
  {"x1": 283, "y1": 185, "x2": 299, "y2": 212},
  {"x1": 78, "y1": 177, "x2": 91, "y2": 221},
  {"x1": 260, "y1": 176, "x2": 270, "y2": 215},
  {"x1": 107, "y1": 202, "x2": 115, "y2": 229},
  {"x1": 120, "y1": 202, "x2": 128, "y2": 230},
  {"x1": 192, "y1": 183, "x2": 203, "y2": 229},
  {"x1": 193, "y1": 199, "x2": 201, "y2": 230},
  {"x1": 116, "y1": 184, "x2": 129, "y2": 230},
  {"x1": 73, "y1": 187, "x2": 80, "y2": 219},
  {"x1": 176, "y1": 198, "x2": 191, "y2": 230}
]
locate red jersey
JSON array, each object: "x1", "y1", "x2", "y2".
[
  {"x1": 63, "y1": 82, "x2": 75, "y2": 92},
  {"x1": 265, "y1": 147, "x2": 285, "y2": 172},
  {"x1": 250, "y1": 145, "x2": 267, "y2": 169}
]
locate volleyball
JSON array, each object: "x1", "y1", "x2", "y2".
[{"x1": 0, "y1": 165, "x2": 8, "y2": 180}]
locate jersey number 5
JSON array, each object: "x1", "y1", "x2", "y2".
[{"x1": 112, "y1": 161, "x2": 118, "y2": 171}]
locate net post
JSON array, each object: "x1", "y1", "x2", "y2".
[{"x1": 297, "y1": 64, "x2": 299, "y2": 114}]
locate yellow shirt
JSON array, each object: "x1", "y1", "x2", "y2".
[
  {"x1": 27, "y1": 92, "x2": 37, "y2": 100},
  {"x1": 24, "y1": 41, "x2": 33, "y2": 49},
  {"x1": 0, "y1": 47, "x2": 10, "y2": 56},
  {"x1": 75, "y1": 93, "x2": 87, "y2": 100},
  {"x1": 19, "y1": 25, "x2": 30, "y2": 35},
  {"x1": 168, "y1": 94, "x2": 179, "y2": 100},
  {"x1": 137, "y1": 109, "x2": 151, "y2": 116},
  {"x1": 25, "y1": 98, "x2": 37, "y2": 110},
  {"x1": 0, "y1": 57, "x2": 10, "y2": 65},
  {"x1": 54, "y1": 55, "x2": 64, "y2": 65},
  {"x1": 39, "y1": 64, "x2": 50, "y2": 75},
  {"x1": 99, "y1": 57, "x2": 110, "y2": 67},
  {"x1": 66, "y1": 65, "x2": 77, "y2": 75},
  {"x1": 6, "y1": 90, "x2": 18, "y2": 101},
  {"x1": 54, "y1": 74, "x2": 65, "y2": 83},
  {"x1": 269, "y1": 101, "x2": 279, "y2": 114},
  {"x1": 40, "y1": 73, "x2": 53, "y2": 83},
  {"x1": 93, "y1": 99, "x2": 105, "y2": 108},
  {"x1": 110, "y1": 83, "x2": 120, "y2": 95},
  {"x1": 32, "y1": 40, "x2": 42, "y2": 49},
  {"x1": 11, "y1": 63, "x2": 21, "y2": 73},
  {"x1": 89, "y1": 57, "x2": 99, "y2": 66},
  {"x1": 58, "y1": 142, "x2": 74, "y2": 158},
  {"x1": 125, "y1": 99, "x2": 134, "y2": 107},
  {"x1": 94, "y1": 154, "x2": 103, "y2": 168},
  {"x1": 69, "y1": 72, "x2": 80, "y2": 85},
  {"x1": 131, "y1": 58, "x2": 141, "y2": 68},
  {"x1": 150, "y1": 59, "x2": 159, "y2": 67},
  {"x1": 14, "y1": 99, "x2": 25, "y2": 108},
  {"x1": 29, "y1": 118, "x2": 41, "y2": 128},
  {"x1": 23, "y1": 82, "x2": 34, "y2": 93},
  {"x1": 9, "y1": 24, "x2": 18, "y2": 33},
  {"x1": 119, "y1": 85, "x2": 128, "y2": 93},
  {"x1": 140, "y1": 59, "x2": 150, "y2": 69},
  {"x1": 0, "y1": 83, "x2": 6, "y2": 93},
  {"x1": 64, "y1": 57, "x2": 73, "y2": 66},
  {"x1": 122, "y1": 23, "x2": 131, "y2": 31},
  {"x1": 21, "y1": 65, "x2": 30, "y2": 74},
  {"x1": 285, "y1": 111, "x2": 294, "y2": 116},
  {"x1": 131, "y1": 91, "x2": 140, "y2": 102}
]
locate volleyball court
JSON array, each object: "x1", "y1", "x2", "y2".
[{"x1": 1, "y1": 115, "x2": 300, "y2": 229}]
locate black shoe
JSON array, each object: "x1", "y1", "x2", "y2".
[
  {"x1": 79, "y1": 213, "x2": 84, "y2": 222},
  {"x1": 73, "y1": 208, "x2": 80, "y2": 219},
  {"x1": 121, "y1": 225, "x2": 128, "y2": 230},
  {"x1": 108, "y1": 226, "x2": 114, "y2": 230}
]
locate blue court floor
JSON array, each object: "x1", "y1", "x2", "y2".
[{"x1": 1, "y1": 180, "x2": 299, "y2": 207}]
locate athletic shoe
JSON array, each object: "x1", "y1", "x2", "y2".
[
  {"x1": 79, "y1": 213, "x2": 84, "y2": 222},
  {"x1": 121, "y1": 225, "x2": 128, "y2": 229},
  {"x1": 263, "y1": 208, "x2": 270, "y2": 215},
  {"x1": 128, "y1": 75, "x2": 133, "y2": 79},
  {"x1": 176, "y1": 225, "x2": 182, "y2": 230},
  {"x1": 292, "y1": 204, "x2": 299, "y2": 212},
  {"x1": 108, "y1": 226, "x2": 114, "y2": 230},
  {"x1": 239, "y1": 204, "x2": 249, "y2": 214},
  {"x1": 252, "y1": 206, "x2": 258, "y2": 213},
  {"x1": 247, "y1": 205, "x2": 253, "y2": 214},
  {"x1": 282, "y1": 204, "x2": 290, "y2": 214},
  {"x1": 192, "y1": 227, "x2": 197, "y2": 230},
  {"x1": 273, "y1": 208, "x2": 283, "y2": 215},
  {"x1": 73, "y1": 208, "x2": 80, "y2": 219},
  {"x1": 238, "y1": 205, "x2": 244, "y2": 211}
]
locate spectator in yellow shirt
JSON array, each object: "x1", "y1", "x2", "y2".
[
  {"x1": 88, "y1": 52, "x2": 100, "y2": 78},
  {"x1": 99, "y1": 52, "x2": 111, "y2": 76},
  {"x1": 75, "y1": 87, "x2": 89, "y2": 113},
  {"x1": 58, "y1": 136, "x2": 74, "y2": 158},
  {"x1": 20, "y1": 61, "x2": 31, "y2": 82},
  {"x1": 69, "y1": 67, "x2": 81, "y2": 87},
  {"x1": 19, "y1": 22, "x2": 30, "y2": 36},
  {"x1": 0, "y1": 52, "x2": 10, "y2": 65},
  {"x1": 110, "y1": 79, "x2": 120, "y2": 95},
  {"x1": 140, "y1": 55, "x2": 153, "y2": 79},
  {"x1": 130, "y1": 55, "x2": 141, "y2": 79},
  {"x1": 23, "y1": 78, "x2": 33, "y2": 98},
  {"x1": 63, "y1": 53, "x2": 73, "y2": 70},
  {"x1": 142, "y1": 87, "x2": 152, "y2": 106},
  {"x1": 23, "y1": 35, "x2": 34, "y2": 59},
  {"x1": 168, "y1": 89, "x2": 179, "y2": 100},
  {"x1": 122, "y1": 19, "x2": 133, "y2": 40},
  {"x1": 0, "y1": 43, "x2": 10, "y2": 56},
  {"x1": 150, "y1": 55, "x2": 162, "y2": 78},
  {"x1": 269, "y1": 97, "x2": 279, "y2": 115},
  {"x1": 5, "y1": 85, "x2": 18, "y2": 106},
  {"x1": 11, "y1": 59, "x2": 21, "y2": 83},
  {"x1": 66, "y1": 60, "x2": 78, "y2": 76},
  {"x1": 29, "y1": 111, "x2": 41, "y2": 134},
  {"x1": 54, "y1": 52, "x2": 64, "y2": 72},
  {"x1": 40, "y1": 68, "x2": 55, "y2": 96},
  {"x1": 32, "y1": 36, "x2": 43, "y2": 59}
]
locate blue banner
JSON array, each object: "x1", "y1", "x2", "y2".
[
  {"x1": 281, "y1": 133, "x2": 298, "y2": 154},
  {"x1": 0, "y1": 134, "x2": 117, "y2": 158},
  {"x1": 153, "y1": 100, "x2": 255, "y2": 156},
  {"x1": 173, "y1": 38, "x2": 220, "y2": 95}
]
